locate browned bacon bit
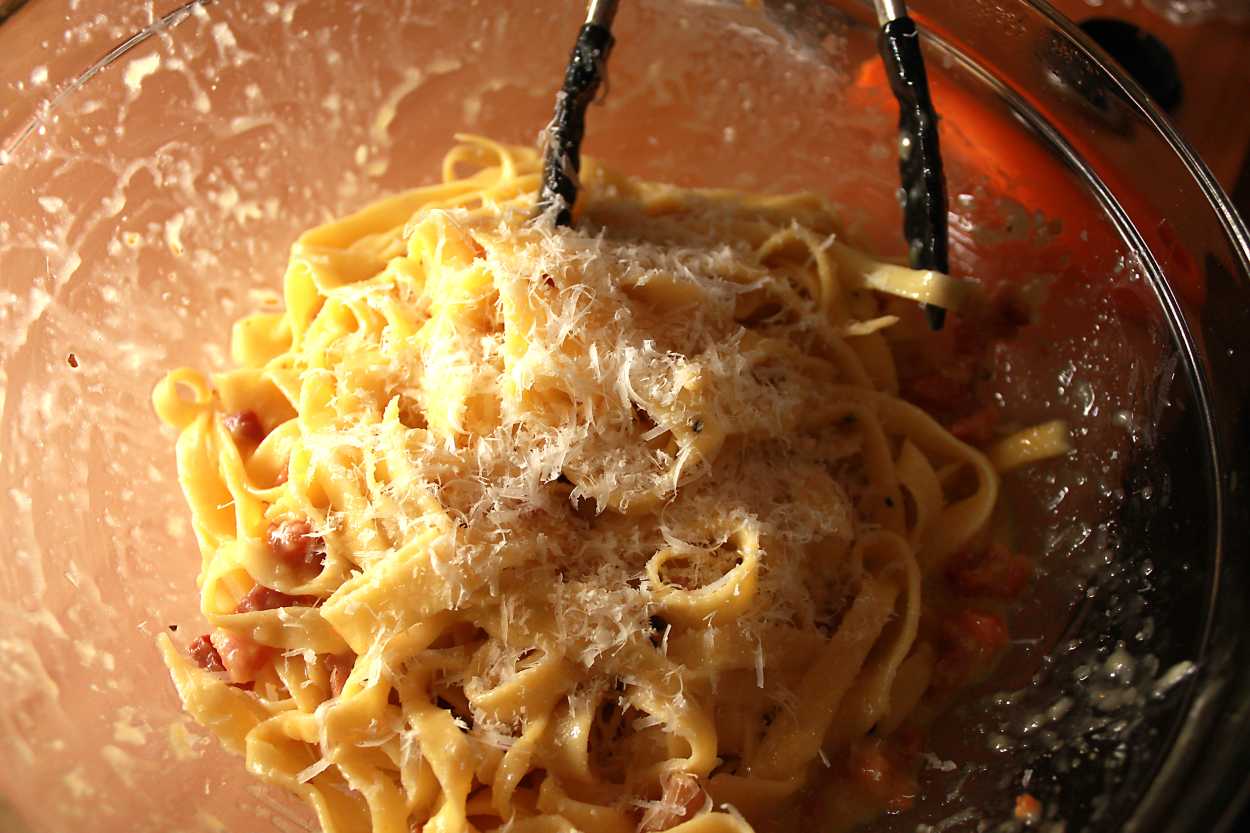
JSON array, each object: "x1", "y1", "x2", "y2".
[
  {"x1": 949, "y1": 403, "x2": 999, "y2": 447},
  {"x1": 946, "y1": 544, "x2": 1033, "y2": 599},
  {"x1": 235, "y1": 584, "x2": 314, "y2": 613},
  {"x1": 932, "y1": 608, "x2": 1009, "y2": 690},
  {"x1": 639, "y1": 772, "x2": 702, "y2": 831},
  {"x1": 189, "y1": 634, "x2": 225, "y2": 673},
  {"x1": 1015, "y1": 793, "x2": 1043, "y2": 825},
  {"x1": 211, "y1": 629, "x2": 272, "y2": 685},
  {"x1": 223, "y1": 410, "x2": 266, "y2": 448},
  {"x1": 846, "y1": 736, "x2": 919, "y2": 813},
  {"x1": 267, "y1": 518, "x2": 326, "y2": 568},
  {"x1": 324, "y1": 653, "x2": 355, "y2": 698}
]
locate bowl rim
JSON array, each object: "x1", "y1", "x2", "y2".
[
  {"x1": 2, "y1": 0, "x2": 1249, "y2": 830},
  {"x1": 1011, "y1": 2, "x2": 1250, "y2": 831}
]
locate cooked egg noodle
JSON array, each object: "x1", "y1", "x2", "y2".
[{"x1": 153, "y1": 137, "x2": 1050, "y2": 833}]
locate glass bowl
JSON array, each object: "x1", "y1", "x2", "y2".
[{"x1": 1, "y1": 1, "x2": 1247, "y2": 832}]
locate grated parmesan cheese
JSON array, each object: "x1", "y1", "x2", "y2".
[{"x1": 156, "y1": 141, "x2": 994, "y2": 833}]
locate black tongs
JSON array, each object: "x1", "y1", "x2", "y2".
[
  {"x1": 538, "y1": 0, "x2": 948, "y2": 330},
  {"x1": 538, "y1": 0, "x2": 620, "y2": 227},
  {"x1": 873, "y1": 0, "x2": 949, "y2": 330}
]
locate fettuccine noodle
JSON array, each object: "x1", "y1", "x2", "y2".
[{"x1": 153, "y1": 137, "x2": 1063, "y2": 833}]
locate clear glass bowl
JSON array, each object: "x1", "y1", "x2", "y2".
[{"x1": 1, "y1": 1, "x2": 1247, "y2": 832}]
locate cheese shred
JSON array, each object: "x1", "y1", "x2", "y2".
[{"x1": 153, "y1": 137, "x2": 1004, "y2": 833}]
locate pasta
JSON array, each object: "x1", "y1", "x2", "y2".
[{"x1": 153, "y1": 137, "x2": 1066, "y2": 833}]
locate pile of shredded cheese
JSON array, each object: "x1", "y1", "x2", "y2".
[{"x1": 152, "y1": 137, "x2": 1019, "y2": 833}]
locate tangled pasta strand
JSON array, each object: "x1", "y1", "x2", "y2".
[{"x1": 154, "y1": 137, "x2": 1038, "y2": 833}]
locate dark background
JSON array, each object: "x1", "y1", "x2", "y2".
[
  {"x1": 1046, "y1": 1, "x2": 1250, "y2": 220},
  {"x1": 0, "y1": 0, "x2": 1246, "y2": 830}
]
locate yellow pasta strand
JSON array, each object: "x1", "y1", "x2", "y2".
[
  {"x1": 153, "y1": 137, "x2": 1007, "y2": 833},
  {"x1": 989, "y1": 419, "x2": 1073, "y2": 472}
]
